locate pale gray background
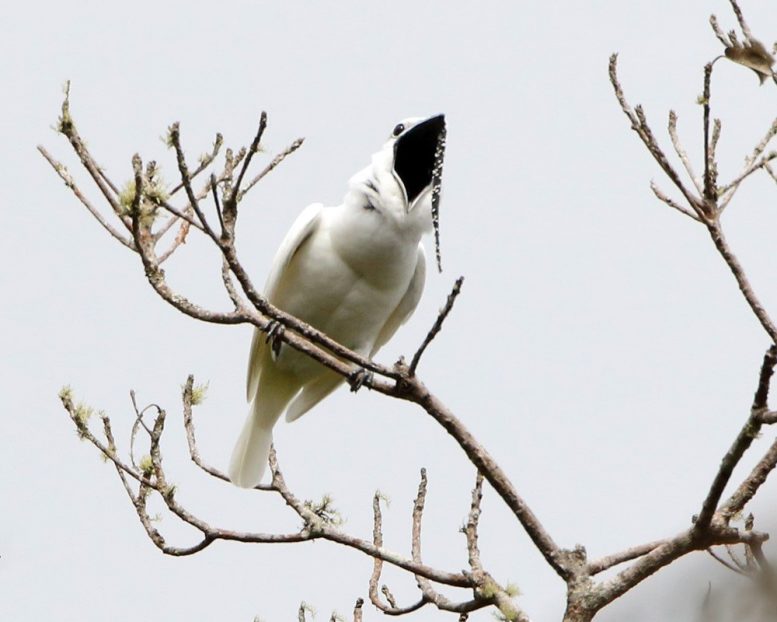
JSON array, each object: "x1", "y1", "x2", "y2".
[{"x1": 2, "y1": 1, "x2": 777, "y2": 620}]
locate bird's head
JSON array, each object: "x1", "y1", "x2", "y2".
[
  {"x1": 348, "y1": 114, "x2": 447, "y2": 268},
  {"x1": 388, "y1": 115, "x2": 447, "y2": 210}
]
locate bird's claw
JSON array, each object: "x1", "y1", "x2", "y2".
[
  {"x1": 265, "y1": 320, "x2": 285, "y2": 359},
  {"x1": 348, "y1": 367, "x2": 374, "y2": 393}
]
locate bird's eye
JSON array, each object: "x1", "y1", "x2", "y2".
[{"x1": 392, "y1": 123, "x2": 405, "y2": 137}]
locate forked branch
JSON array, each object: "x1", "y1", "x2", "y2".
[{"x1": 45, "y1": 4, "x2": 777, "y2": 617}]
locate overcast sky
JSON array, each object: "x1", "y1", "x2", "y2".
[{"x1": 3, "y1": 1, "x2": 777, "y2": 621}]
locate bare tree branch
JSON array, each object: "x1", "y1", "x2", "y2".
[
  {"x1": 668, "y1": 110, "x2": 704, "y2": 195},
  {"x1": 718, "y1": 437, "x2": 777, "y2": 522},
  {"x1": 168, "y1": 132, "x2": 223, "y2": 197},
  {"x1": 693, "y1": 346, "x2": 777, "y2": 531},
  {"x1": 38, "y1": 146, "x2": 135, "y2": 250},
  {"x1": 227, "y1": 112, "x2": 267, "y2": 219},
  {"x1": 55, "y1": 84, "x2": 131, "y2": 229},
  {"x1": 705, "y1": 223, "x2": 777, "y2": 344},
  {"x1": 157, "y1": 218, "x2": 192, "y2": 264},
  {"x1": 368, "y1": 489, "x2": 430, "y2": 615},
  {"x1": 707, "y1": 547, "x2": 750, "y2": 576},
  {"x1": 238, "y1": 137, "x2": 305, "y2": 201},
  {"x1": 46, "y1": 4, "x2": 777, "y2": 616},
  {"x1": 649, "y1": 181, "x2": 701, "y2": 222},
  {"x1": 409, "y1": 277, "x2": 464, "y2": 376},
  {"x1": 729, "y1": 0, "x2": 753, "y2": 41},
  {"x1": 702, "y1": 62, "x2": 718, "y2": 202},
  {"x1": 587, "y1": 539, "x2": 668, "y2": 575},
  {"x1": 609, "y1": 56, "x2": 707, "y2": 219},
  {"x1": 168, "y1": 123, "x2": 219, "y2": 242},
  {"x1": 352, "y1": 598, "x2": 364, "y2": 622},
  {"x1": 710, "y1": 15, "x2": 732, "y2": 48}
]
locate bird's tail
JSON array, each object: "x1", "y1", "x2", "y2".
[
  {"x1": 228, "y1": 405, "x2": 275, "y2": 488},
  {"x1": 229, "y1": 375, "x2": 296, "y2": 488}
]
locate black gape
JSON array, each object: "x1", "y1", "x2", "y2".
[{"x1": 393, "y1": 115, "x2": 446, "y2": 204}]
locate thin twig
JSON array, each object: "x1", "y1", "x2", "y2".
[
  {"x1": 227, "y1": 113, "x2": 267, "y2": 213},
  {"x1": 590, "y1": 525, "x2": 768, "y2": 610},
  {"x1": 238, "y1": 137, "x2": 305, "y2": 201},
  {"x1": 66, "y1": 383, "x2": 481, "y2": 580},
  {"x1": 710, "y1": 117, "x2": 722, "y2": 169},
  {"x1": 719, "y1": 152, "x2": 777, "y2": 211},
  {"x1": 168, "y1": 133, "x2": 223, "y2": 197},
  {"x1": 752, "y1": 346, "x2": 777, "y2": 410},
  {"x1": 55, "y1": 86, "x2": 131, "y2": 229},
  {"x1": 409, "y1": 469, "x2": 473, "y2": 612},
  {"x1": 381, "y1": 586, "x2": 399, "y2": 610},
  {"x1": 169, "y1": 123, "x2": 219, "y2": 243},
  {"x1": 181, "y1": 375, "x2": 273, "y2": 490},
  {"x1": 745, "y1": 119, "x2": 777, "y2": 169},
  {"x1": 765, "y1": 161, "x2": 777, "y2": 184},
  {"x1": 710, "y1": 14, "x2": 732, "y2": 48},
  {"x1": 368, "y1": 492, "x2": 389, "y2": 610},
  {"x1": 608, "y1": 55, "x2": 706, "y2": 218},
  {"x1": 749, "y1": 539, "x2": 774, "y2": 579},
  {"x1": 729, "y1": 0, "x2": 753, "y2": 40},
  {"x1": 352, "y1": 598, "x2": 364, "y2": 622},
  {"x1": 38, "y1": 146, "x2": 135, "y2": 250},
  {"x1": 404, "y1": 382, "x2": 568, "y2": 580},
  {"x1": 267, "y1": 453, "x2": 472, "y2": 587},
  {"x1": 129, "y1": 390, "x2": 156, "y2": 468},
  {"x1": 409, "y1": 277, "x2": 464, "y2": 376},
  {"x1": 668, "y1": 110, "x2": 703, "y2": 194},
  {"x1": 153, "y1": 198, "x2": 207, "y2": 234},
  {"x1": 650, "y1": 181, "x2": 701, "y2": 222},
  {"x1": 298, "y1": 602, "x2": 314, "y2": 622},
  {"x1": 367, "y1": 489, "x2": 430, "y2": 615},
  {"x1": 703, "y1": 63, "x2": 716, "y2": 202},
  {"x1": 221, "y1": 258, "x2": 244, "y2": 311},
  {"x1": 152, "y1": 208, "x2": 185, "y2": 241},
  {"x1": 707, "y1": 547, "x2": 750, "y2": 575},
  {"x1": 718, "y1": 437, "x2": 777, "y2": 521},
  {"x1": 706, "y1": 224, "x2": 777, "y2": 344},
  {"x1": 695, "y1": 346, "x2": 777, "y2": 531},
  {"x1": 725, "y1": 543, "x2": 749, "y2": 572},
  {"x1": 411, "y1": 472, "x2": 428, "y2": 561},
  {"x1": 465, "y1": 472, "x2": 485, "y2": 574},
  {"x1": 157, "y1": 218, "x2": 192, "y2": 264},
  {"x1": 211, "y1": 173, "x2": 225, "y2": 234},
  {"x1": 587, "y1": 539, "x2": 669, "y2": 575}
]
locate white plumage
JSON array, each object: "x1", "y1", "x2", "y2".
[{"x1": 229, "y1": 115, "x2": 446, "y2": 488}]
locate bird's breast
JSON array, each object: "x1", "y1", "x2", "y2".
[
  {"x1": 326, "y1": 205, "x2": 421, "y2": 290},
  {"x1": 266, "y1": 206, "x2": 420, "y2": 377}
]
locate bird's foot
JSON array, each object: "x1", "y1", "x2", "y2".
[
  {"x1": 265, "y1": 320, "x2": 285, "y2": 359},
  {"x1": 348, "y1": 367, "x2": 374, "y2": 393}
]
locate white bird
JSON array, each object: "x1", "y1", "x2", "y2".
[{"x1": 228, "y1": 114, "x2": 447, "y2": 488}]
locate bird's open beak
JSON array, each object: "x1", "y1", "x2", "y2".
[{"x1": 393, "y1": 114, "x2": 446, "y2": 208}]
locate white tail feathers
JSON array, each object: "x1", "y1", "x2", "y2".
[
  {"x1": 230, "y1": 366, "x2": 299, "y2": 488},
  {"x1": 228, "y1": 406, "x2": 275, "y2": 488}
]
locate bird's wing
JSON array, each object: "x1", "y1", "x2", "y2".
[
  {"x1": 370, "y1": 244, "x2": 427, "y2": 358},
  {"x1": 246, "y1": 203, "x2": 324, "y2": 401}
]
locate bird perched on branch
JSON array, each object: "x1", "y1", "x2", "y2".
[{"x1": 229, "y1": 115, "x2": 447, "y2": 488}]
